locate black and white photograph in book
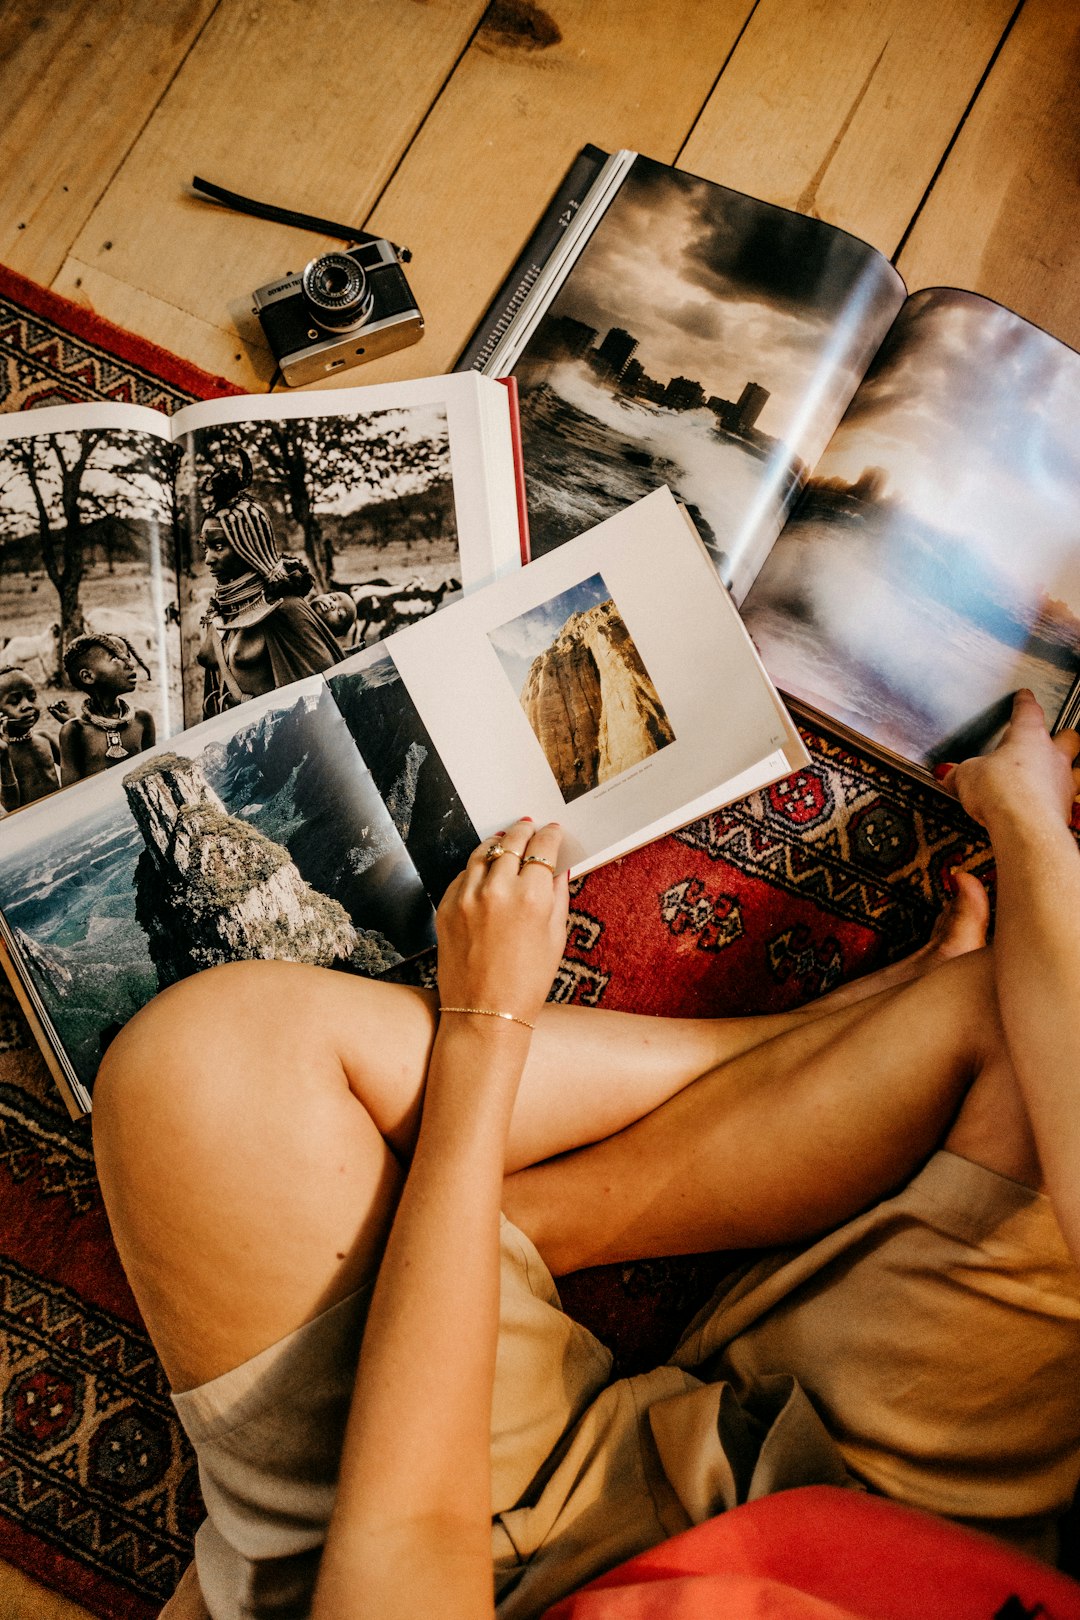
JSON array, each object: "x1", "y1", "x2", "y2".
[
  {"x1": 742, "y1": 290, "x2": 1080, "y2": 768},
  {"x1": 0, "y1": 676, "x2": 436, "y2": 1100},
  {"x1": 512, "y1": 158, "x2": 903, "y2": 592},
  {"x1": 0, "y1": 424, "x2": 179, "y2": 809},
  {"x1": 177, "y1": 401, "x2": 461, "y2": 724},
  {"x1": 328, "y1": 643, "x2": 479, "y2": 904},
  {"x1": 487, "y1": 571, "x2": 674, "y2": 804}
]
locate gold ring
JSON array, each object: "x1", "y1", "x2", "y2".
[
  {"x1": 520, "y1": 854, "x2": 556, "y2": 874},
  {"x1": 485, "y1": 841, "x2": 518, "y2": 864}
]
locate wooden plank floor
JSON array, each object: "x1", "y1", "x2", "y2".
[{"x1": 2, "y1": 0, "x2": 1076, "y2": 396}]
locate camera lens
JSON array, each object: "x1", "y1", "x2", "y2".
[{"x1": 301, "y1": 252, "x2": 375, "y2": 331}]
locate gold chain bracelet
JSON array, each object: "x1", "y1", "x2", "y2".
[{"x1": 439, "y1": 1005, "x2": 536, "y2": 1031}]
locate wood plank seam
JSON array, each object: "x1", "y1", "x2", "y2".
[
  {"x1": 358, "y1": 7, "x2": 494, "y2": 234},
  {"x1": 795, "y1": 39, "x2": 889, "y2": 219},
  {"x1": 36, "y1": 4, "x2": 224, "y2": 293},
  {"x1": 890, "y1": 0, "x2": 1026, "y2": 267},
  {"x1": 675, "y1": 0, "x2": 765, "y2": 164}
]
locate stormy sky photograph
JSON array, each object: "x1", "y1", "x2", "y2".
[
  {"x1": 546, "y1": 158, "x2": 905, "y2": 444},
  {"x1": 811, "y1": 289, "x2": 1080, "y2": 597},
  {"x1": 513, "y1": 158, "x2": 911, "y2": 582},
  {"x1": 743, "y1": 288, "x2": 1080, "y2": 766}
]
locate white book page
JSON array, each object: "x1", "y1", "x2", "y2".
[
  {"x1": 387, "y1": 486, "x2": 798, "y2": 871},
  {"x1": 0, "y1": 400, "x2": 173, "y2": 441},
  {"x1": 172, "y1": 371, "x2": 520, "y2": 591}
]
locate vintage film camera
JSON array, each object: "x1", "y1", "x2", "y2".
[
  {"x1": 190, "y1": 177, "x2": 424, "y2": 386},
  {"x1": 253, "y1": 240, "x2": 423, "y2": 386}
]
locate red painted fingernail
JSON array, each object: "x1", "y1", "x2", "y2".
[{"x1": 520, "y1": 815, "x2": 533, "y2": 822}]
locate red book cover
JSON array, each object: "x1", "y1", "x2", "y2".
[{"x1": 497, "y1": 373, "x2": 531, "y2": 564}]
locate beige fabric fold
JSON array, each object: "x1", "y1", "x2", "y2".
[{"x1": 172, "y1": 1153, "x2": 1080, "y2": 1619}]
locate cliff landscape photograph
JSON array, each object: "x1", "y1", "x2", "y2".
[
  {"x1": 512, "y1": 157, "x2": 904, "y2": 595},
  {"x1": 0, "y1": 678, "x2": 435, "y2": 1094},
  {"x1": 177, "y1": 402, "x2": 460, "y2": 722},
  {"x1": 742, "y1": 291, "x2": 1080, "y2": 766},
  {"x1": 489, "y1": 572, "x2": 674, "y2": 804}
]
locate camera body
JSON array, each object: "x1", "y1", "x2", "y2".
[{"x1": 252, "y1": 239, "x2": 423, "y2": 386}]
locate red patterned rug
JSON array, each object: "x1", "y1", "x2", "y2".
[{"x1": 0, "y1": 265, "x2": 995, "y2": 1615}]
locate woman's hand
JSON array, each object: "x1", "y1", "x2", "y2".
[
  {"x1": 943, "y1": 690, "x2": 1080, "y2": 835},
  {"x1": 436, "y1": 818, "x2": 570, "y2": 1028}
]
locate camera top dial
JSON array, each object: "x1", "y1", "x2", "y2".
[{"x1": 301, "y1": 252, "x2": 375, "y2": 331}]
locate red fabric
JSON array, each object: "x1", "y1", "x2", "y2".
[
  {"x1": 0, "y1": 262, "x2": 238, "y2": 403},
  {"x1": 543, "y1": 1487, "x2": 1080, "y2": 1618},
  {"x1": 544, "y1": 1490, "x2": 1080, "y2": 1620}
]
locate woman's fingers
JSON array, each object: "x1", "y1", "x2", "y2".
[
  {"x1": 463, "y1": 817, "x2": 566, "y2": 892},
  {"x1": 516, "y1": 821, "x2": 563, "y2": 882}
]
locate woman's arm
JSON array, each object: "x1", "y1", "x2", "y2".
[
  {"x1": 947, "y1": 691, "x2": 1080, "y2": 1258},
  {"x1": 311, "y1": 819, "x2": 569, "y2": 1620}
]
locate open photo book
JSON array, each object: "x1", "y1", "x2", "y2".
[
  {"x1": 0, "y1": 487, "x2": 806, "y2": 1114},
  {"x1": 462, "y1": 148, "x2": 1080, "y2": 778},
  {"x1": 0, "y1": 371, "x2": 526, "y2": 813}
]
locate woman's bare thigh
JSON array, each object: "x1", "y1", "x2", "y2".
[{"x1": 92, "y1": 957, "x2": 768, "y2": 1390}]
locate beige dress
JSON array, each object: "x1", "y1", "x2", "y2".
[{"x1": 172, "y1": 1151, "x2": 1080, "y2": 1620}]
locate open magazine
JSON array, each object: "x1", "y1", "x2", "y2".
[
  {"x1": 461, "y1": 149, "x2": 1080, "y2": 778},
  {"x1": 0, "y1": 372, "x2": 525, "y2": 812},
  {"x1": 0, "y1": 488, "x2": 806, "y2": 1114}
]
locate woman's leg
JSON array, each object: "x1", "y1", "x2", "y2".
[
  {"x1": 503, "y1": 946, "x2": 1018, "y2": 1272},
  {"x1": 95, "y1": 897, "x2": 990, "y2": 1394}
]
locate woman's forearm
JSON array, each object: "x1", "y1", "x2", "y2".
[
  {"x1": 987, "y1": 809, "x2": 1080, "y2": 1258},
  {"x1": 311, "y1": 1018, "x2": 532, "y2": 1620},
  {"x1": 312, "y1": 818, "x2": 568, "y2": 1618},
  {"x1": 946, "y1": 693, "x2": 1080, "y2": 1258}
]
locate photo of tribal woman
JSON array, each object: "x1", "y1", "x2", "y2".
[
  {"x1": 177, "y1": 403, "x2": 460, "y2": 724},
  {"x1": 193, "y1": 450, "x2": 344, "y2": 719}
]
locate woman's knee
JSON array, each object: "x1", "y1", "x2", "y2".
[
  {"x1": 92, "y1": 962, "x2": 405, "y2": 1388},
  {"x1": 91, "y1": 960, "x2": 369, "y2": 1270},
  {"x1": 97, "y1": 961, "x2": 342, "y2": 1119}
]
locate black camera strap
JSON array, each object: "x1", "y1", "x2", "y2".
[{"x1": 190, "y1": 176, "x2": 412, "y2": 263}]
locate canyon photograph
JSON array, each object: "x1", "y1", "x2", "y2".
[{"x1": 489, "y1": 572, "x2": 674, "y2": 804}]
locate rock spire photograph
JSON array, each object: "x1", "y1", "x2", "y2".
[{"x1": 489, "y1": 572, "x2": 674, "y2": 803}]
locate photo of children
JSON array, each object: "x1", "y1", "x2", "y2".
[
  {"x1": 0, "y1": 664, "x2": 66, "y2": 809},
  {"x1": 58, "y1": 633, "x2": 156, "y2": 781},
  {"x1": 0, "y1": 421, "x2": 181, "y2": 811},
  {"x1": 488, "y1": 571, "x2": 674, "y2": 803}
]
